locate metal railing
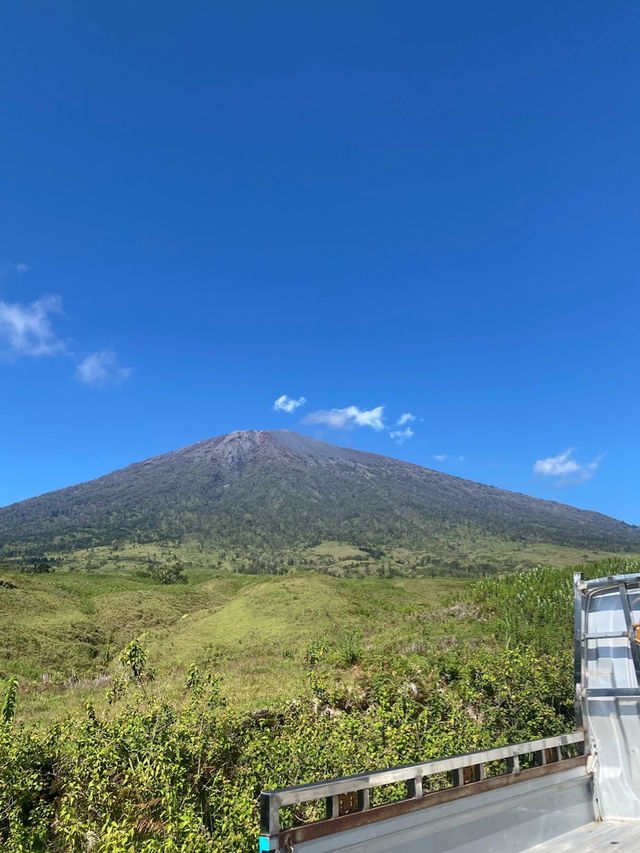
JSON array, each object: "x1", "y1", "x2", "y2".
[
  {"x1": 260, "y1": 729, "x2": 586, "y2": 849},
  {"x1": 574, "y1": 572, "x2": 640, "y2": 716}
]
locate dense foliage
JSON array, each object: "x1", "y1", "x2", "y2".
[{"x1": 0, "y1": 561, "x2": 607, "y2": 852}]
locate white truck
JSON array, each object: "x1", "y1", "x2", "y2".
[{"x1": 259, "y1": 571, "x2": 640, "y2": 852}]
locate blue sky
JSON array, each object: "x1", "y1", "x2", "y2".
[{"x1": 1, "y1": 1, "x2": 639, "y2": 523}]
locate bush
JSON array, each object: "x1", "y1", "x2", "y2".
[{"x1": 141, "y1": 558, "x2": 188, "y2": 585}]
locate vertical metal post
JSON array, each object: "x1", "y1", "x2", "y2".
[
  {"x1": 406, "y1": 776, "x2": 423, "y2": 798},
  {"x1": 259, "y1": 792, "x2": 280, "y2": 852},
  {"x1": 452, "y1": 768, "x2": 464, "y2": 787},
  {"x1": 573, "y1": 572, "x2": 584, "y2": 728},
  {"x1": 325, "y1": 795, "x2": 339, "y2": 819},
  {"x1": 357, "y1": 788, "x2": 370, "y2": 811}
]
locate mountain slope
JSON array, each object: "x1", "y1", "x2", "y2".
[{"x1": 0, "y1": 429, "x2": 638, "y2": 556}]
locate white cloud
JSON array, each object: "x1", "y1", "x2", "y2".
[
  {"x1": 389, "y1": 426, "x2": 414, "y2": 444},
  {"x1": 533, "y1": 448, "x2": 600, "y2": 486},
  {"x1": 458, "y1": 455, "x2": 465, "y2": 462},
  {"x1": 0, "y1": 285, "x2": 131, "y2": 386},
  {"x1": 75, "y1": 350, "x2": 132, "y2": 387},
  {"x1": 397, "y1": 412, "x2": 415, "y2": 426},
  {"x1": 273, "y1": 394, "x2": 306, "y2": 413},
  {"x1": 433, "y1": 454, "x2": 447, "y2": 462},
  {"x1": 304, "y1": 405, "x2": 385, "y2": 431},
  {"x1": 0, "y1": 294, "x2": 64, "y2": 358}
]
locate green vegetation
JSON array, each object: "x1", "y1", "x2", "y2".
[
  {"x1": 1, "y1": 555, "x2": 637, "y2": 851},
  {"x1": 0, "y1": 554, "x2": 466, "y2": 720},
  {"x1": 2, "y1": 431, "x2": 638, "y2": 567}
]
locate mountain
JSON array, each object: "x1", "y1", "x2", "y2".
[{"x1": 0, "y1": 429, "x2": 638, "y2": 558}]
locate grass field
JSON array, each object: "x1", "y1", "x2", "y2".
[
  {"x1": 1, "y1": 539, "x2": 632, "y2": 726},
  {"x1": 0, "y1": 558, "x2": 473, "y2": 723}
]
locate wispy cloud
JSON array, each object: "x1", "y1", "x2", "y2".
[
  {"x1": 75, "y1": 350, "x2": 132, "y2": 387},
  {"x1": 304, "y1": 405, "x2": 385, "y2": 431},
  {"x1": 533, "y1": 448, "x2": 600, "y2": 486},
  {"x1": 433, "y1": 453, "x2": 447, "y2": 462},
  {"x1": 389, "y1": 426, "x2": 413, "y2": 444},
  {"x1": 0, "y1": 278, "x2": 131, "y2": 387},
  {"x1": 397, "y1": 412, "x2": 415, "y2": 426},
  {"x1": 0, "y1": 261, "x2": 31, "y2": 278},
  {"x1": 0, "y1": 294, "x2": 65, "y2": 358},
  {"x1": 273, "y1": 394, "x2": 306, "y2": 413}
]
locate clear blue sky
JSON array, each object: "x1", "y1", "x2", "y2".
[{"x1": 1, "y1": 1, "x2": 639, "y2": 523}]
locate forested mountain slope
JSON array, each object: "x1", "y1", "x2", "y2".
[{"x1": 0, "y1": 429, "x2": 638, "y2": 555}]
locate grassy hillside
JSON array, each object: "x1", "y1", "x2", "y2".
[
  {"x1": 0, "y1": 559, "x2": 466, "y2": 723},
  {"x1": 2, "y1": 546, "x2": 633, "y2": 724},
  {"x1": 1, "y1": 540, "x2": 634, "y2": 714}
]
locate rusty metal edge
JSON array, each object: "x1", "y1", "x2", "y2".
[{"x1": 278, "y1": 755, "x2": 588, "y2": 847}]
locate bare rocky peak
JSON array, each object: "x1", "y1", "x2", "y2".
[{"x1": 170, "y1": 429, "x2": 372, "y2": 469}]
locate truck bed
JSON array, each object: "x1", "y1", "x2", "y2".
[
  {"x1": 258, "y1": 572, "x2": 640, "y2": 852},
  {"x1": 531, "y1": 820, "x2": 639, "y2": 850}
]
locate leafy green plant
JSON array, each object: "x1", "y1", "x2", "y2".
[
  {"x1": 1, "y1": 678, "x2": 18, "y2": 725},
  {"x1": 337, "y1": 633, "x2": 363, "y2": 667}
]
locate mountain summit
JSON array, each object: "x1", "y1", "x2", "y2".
[
  {"x1": 167, "y1": 429, "x2": 371, "y2": 469},
  {"x1": 1, "y1": 429, "x2": 638, "y2": 558}
]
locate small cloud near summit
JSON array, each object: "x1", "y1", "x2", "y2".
[
  {"x1": 389, "y1": 426, "x2": 413, "y2": 444},
  {"x1": 273, "y1": 394, "x2": 306, "y2": 413},
  {"x1": 304, "y1": 405, "x2": 385, "y2": 430},
  {"x1": 533, "y1": 448, "x2": 601, "y2": 486},
  {"x1": 397, "y1": 412, "x2": 415, "y2": 426},
  {"x1": 76, "y1": 350, "x2": 132, "y2": 387}
]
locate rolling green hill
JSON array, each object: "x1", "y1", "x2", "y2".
[
  {"x1": 0, "y1": 430, "x2": 638, "y2": 564},
  {"x1": 0, "y1": 565, "x2": 466, "y2": 722}
]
